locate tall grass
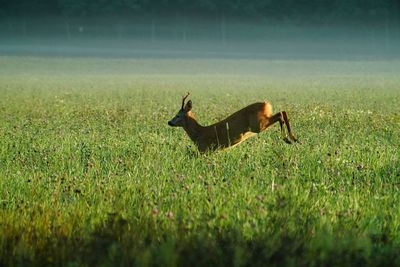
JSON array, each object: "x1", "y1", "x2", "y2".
[{"x1": 0, "y1": 56, "x2": 399, "y2": 266}]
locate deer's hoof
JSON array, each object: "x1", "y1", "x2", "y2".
[{"x1": 283, "y1": 137, "x2": 292, "y2": 144}]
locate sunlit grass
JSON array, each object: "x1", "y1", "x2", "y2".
[{"x1": 0, "y1": 56, "x2": 399, "y2": 266}]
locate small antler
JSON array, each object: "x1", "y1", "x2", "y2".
[{"x1": 181, "y1": 92, "x2": 190, "y2": 109}]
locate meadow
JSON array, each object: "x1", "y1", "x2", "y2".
[{"x1": 0, "y1": 55, "x2": 400, "y2": 266}]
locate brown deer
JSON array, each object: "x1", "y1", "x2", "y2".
[{"x1": 168, "y1": 93, "x2": 298, "y2": 152}]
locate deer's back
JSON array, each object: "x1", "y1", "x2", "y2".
[{"x1": 221, "y1": 101, "x2": 272, "y2": 124}]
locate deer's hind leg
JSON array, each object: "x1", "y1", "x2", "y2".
[
  {"x1": 281, "y1": 111, "x2": 298, "y2": 143},
  {"x1": 255, "y1": 111, "x2": 292, "y2": 144}
]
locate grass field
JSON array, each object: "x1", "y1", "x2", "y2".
[{"x1": 0, "y1": 56, "x2": 400, "y2": 266}]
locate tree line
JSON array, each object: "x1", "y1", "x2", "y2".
[{"x1": 1, "y1": 0, "x2": 399, "y2": 24}]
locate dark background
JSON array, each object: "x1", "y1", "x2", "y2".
[
  {"x1": 1, "y1": 0, "x2": 399, "y2": 22},
  {"x1": 1, "y1": 0, "x2": 399, "y2": 59}
]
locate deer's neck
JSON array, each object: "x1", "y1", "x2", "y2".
[{"x1": 183, "y1": 116, "x2": 204, "y2": 142}]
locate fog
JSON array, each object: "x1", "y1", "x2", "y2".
[{"x1": 1, "y1": 16, "x2": 399, "y2": 60}]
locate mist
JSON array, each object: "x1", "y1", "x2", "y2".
[{"x1": 1, "y1": 1, "x2": 400, "y2": 61}]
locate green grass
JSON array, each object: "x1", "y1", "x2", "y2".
[{"x1": 0, "y1": 56, "x2": 400, "y2": 266}]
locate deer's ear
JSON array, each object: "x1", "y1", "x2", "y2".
[{"x1": 184, "y1": 100, "x2": 192, "y2": 112}]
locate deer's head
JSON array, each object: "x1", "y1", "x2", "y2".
[{"x1": 168, "y1": 93, "x2": 192, "y2": 127}]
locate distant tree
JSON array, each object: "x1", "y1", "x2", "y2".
[
  {"x1": 57, "y1": 0, "x2": 142, "y2": 17},
  {"x1": 0, "y1": 0, "x2": 59, "y2": 17},
  {"x1": 0, "y1": 0, "x2": 398, "y2": 25}
]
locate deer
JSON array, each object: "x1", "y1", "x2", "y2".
[{"x1": 168, "y1": 93, "x2": 298, "y2": 152}]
